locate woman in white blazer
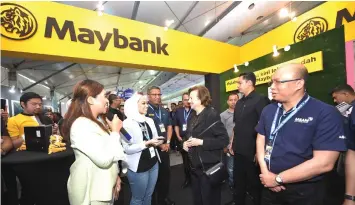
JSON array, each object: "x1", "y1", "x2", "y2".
[
  {"x1": 61, "y1": 80, "x2": 126, "y2": 205},
  {"x1": 121, "y1": 92, "x2": 164, "y2": 205}
]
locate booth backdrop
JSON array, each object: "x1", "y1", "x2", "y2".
[{"x1": 219, "y1": 27, "x2": 346, "y2": 111}]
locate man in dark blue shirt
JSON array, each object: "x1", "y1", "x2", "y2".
[
  {"x1": 256, "y1": 64, "x2": 347, "y2": 205},
  {"x1": 146, "y1": 86, "x2": 175, "y2": 205},
  {"x1": 174, "y1": 92, "x2": 194, "y2": 188},
  {"x1": 331, "y1": 84, "x2": 355, "y2": 205}
]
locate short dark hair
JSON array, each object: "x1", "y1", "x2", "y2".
[
  {"x1": 171, "y1": 103, "x2": 177, "y2": 106},
  {"x1": 182, "y1": 92, "x2": 189, "y2": 97},
  {"x1": 188, "y1": 85, "x2": 212, "y2": 107},
  {"x1": 20, "y1": 92, "x2": 42, "y2": 107},
  {"x1": 108, "y1": 94, "x2": 119, "y2": 105},
  {"x1": 148, "y1": 86, "x2": 160, "y2": 94},
  {"x1": 239, "y1": 72, "x2": 256, "y2": 86},
  {"x1": 228, "y1": 92, "x2": 239, "y2": 100},
  {"x1": 331, "y1": 84, "x2": 355, "y2": 95}
]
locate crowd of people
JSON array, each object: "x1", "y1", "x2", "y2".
[{"x1": 1, "y1": 63, "x2": 354, "y2": 205}]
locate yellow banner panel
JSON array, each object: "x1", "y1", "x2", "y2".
[
  {"x1": 0, "y1": 2, "x2": 240, "y2": 74},
  {"x1": 225, "y1": 51, "x2": 323, "y2": 92},
  {"x1": 235, "y1": 2, "x2": 355, "y2": 72}
]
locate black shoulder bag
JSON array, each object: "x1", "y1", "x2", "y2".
[{"x1": 196, "y1": 121, "x2": 228, "y2": 186}]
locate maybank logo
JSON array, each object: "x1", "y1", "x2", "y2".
[
  {"x1": 294, "y1": 17, "x2": 328, "y2": 43},
  {"x1": 0, "y1": 3, "x2": 38, "y2": 40},
  {"x1": 44, "y1": 17, "x2": 169, "y2": 55},
  {"x1": 294, "y1": 117, "x2": 313, "y2": 124}
]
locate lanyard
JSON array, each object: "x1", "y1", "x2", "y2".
[
  {"x1": 138, "y1": 122, "x2": 151, "y2": 141},
  {"x1": 184, "y1": 109, "x2": 191, "y2": 123},
  {"x1": 148, "y1": 104, "x2": 162, "y2": 121},
  {"x1": 269, "y1": 96, "x2": 310, "y2": 140}
]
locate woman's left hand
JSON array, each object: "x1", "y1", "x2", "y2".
[
  {"x1": 186, "y1": 138, "x2": 203, "y2": 147},
  {"x1": 113, "y1": 176, "x2": 122, "y2": 200}
]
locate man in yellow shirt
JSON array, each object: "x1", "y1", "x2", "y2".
[{"x1": 7, "y1": 92, "x2": 51, "y2": 150}]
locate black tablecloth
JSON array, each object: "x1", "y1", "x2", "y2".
[
  {"x1": 1, "y1": 148, "x2": 74, "y2": 164},
  {"x1": 1, "y1": 148, "x2": 75, "y2": 205}
]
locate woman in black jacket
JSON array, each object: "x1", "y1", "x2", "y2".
[{"x1": 183, "y1": 85, "x2": 229, "y2": 205}]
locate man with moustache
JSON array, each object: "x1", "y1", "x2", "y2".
[
  {"x1": 146, "y1": 86, "x2": 175, "y2": 205},
  {"x1": 174, "y1": 93, "x2": 195, "y2": 188}
]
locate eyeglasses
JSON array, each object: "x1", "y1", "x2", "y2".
[
  {"x1": 268, "y1": 78, "x2": 302, "y2": 87},
  {"x1": 149, "y1": 94, "x2": 162, "y2": 97}
]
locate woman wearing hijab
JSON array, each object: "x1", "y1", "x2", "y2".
[
  {"x1": 121, "y1": 92, "x2": 164, "y2": 205},
  {"x1": 183, "y1": 86, "x2": 229, "y2": 205},
  {"x1": 61, "y1": 80, "x2": 126, "y2": 205}
]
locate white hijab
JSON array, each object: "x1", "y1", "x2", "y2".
[{"x1": 124, "y1": 93, "x2": 147, "y2": 123}]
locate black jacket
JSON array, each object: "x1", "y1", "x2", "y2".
[
  {"x1": 233, "y1": 91, "x2": 270, "y2": 161},
  {"x1": 186, "y1": 106, "x2": 229, "y2": 169}
]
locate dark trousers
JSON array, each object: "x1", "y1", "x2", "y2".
[
  {"x1": 261, "y1": 180, "x2": 326, "y2": 205},
  {"x1": 1, "y1": 165, "x2": 19, "y2": 205},
  {"x1": 233, "y1": 154, "x2": 261, "y2": 205},
  {"x1": 191, "y1": 168, "x2": 221, "y2": 205},
  {"x1": 152, "y1": 150, "x2": 171, "y2": 205},
  {"x1": 181, "y1": 150, "x2": 191, "y2": 182}
]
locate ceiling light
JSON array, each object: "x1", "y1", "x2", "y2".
[
  {"x1": 139, "y1": 85, "x2": 144, "y2": 89},
  {"x1": 244, "y1": 62, "x2": 249, "y2": 66},
  {"x1": 149, "y1": 70, "x2": 156, "y2": 75},
  {"x1": 40, "y1": 84, "x2": 50, "y2": 89},
  {"x1": 273, "y1": 52, "x2": 280, "y2": 57},
  {"x1": 97, "y1": 4, "x2": 104, "y2": 11},
  {"x1": 18, "y1": 73, "x2": 35, "y2": 83},
  {"x1": 164, "y1": 26, "x2": 168, "y2": 31},
  {"x1": 205, "y1": 20, "x2": 210, "y2": 26},
  {"x1": 292, "y1": 17, "x2": 297, "y2": 22},
  {"x1": 289, "y1": 11, "x2": 296, "y2": 18},
  {"x1": 272, "y1": 45, "x2": 278, "y2": 53},
  {"x1": 20, "y1": 90, "x2": 23, "y2": 93},
  {"x1": 42, "y1": 96, "x2": 47, "y2": 100},
  {"x1": 248, "y1": 3, "x2": 255, "y2": 10},
  {"x1": 139, "y1": 81, "x2": 142, "y2": 84},
  {"x1": 98, "y1": 11, "x2": 103, "y2": 16},
  {"x1": 234, "y1": 64, "x2": 239, "y2": 73},
  {"x1": 44, "y1": 81, "x2": 48, "y2": 85},
  {"x1": 69, "y1": 74, "x2": 74, "y2": 79},
  {"x1": 284, "y1": 45, "x2": 291, "y2": 51},
  {"x1": 165, "y1": 19, "x2": 175, "y2": 27},
  {"x1": 279, "y1": 8, "x2": 289, "y2": 18},
  {"x1": 9, "y1": 86, "x2": 15, "y2": 93}
]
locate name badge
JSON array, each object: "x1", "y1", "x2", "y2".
[
  {"x1": 149, "y1": 114, "x2": 155, "y2": 117},
  {"x1": 159, "y1": 123, "x2": 166, "y2": 133},
  {"x1": 182, "y1": 124, "x2": 187, "y2": 131},
  {"x1": 149, "y1": 147, "x2": 156, "y2": 158},
  {"x1": 264, "y1": 145, "x2": 273, "y2": 160}
]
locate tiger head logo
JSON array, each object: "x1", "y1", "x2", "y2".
[
  {"x1": 1, "y1": 3, "x2": 38, "y2": 40},
  {"x1": 294, "y1": 17, "x2": 328, "y2": 43}
]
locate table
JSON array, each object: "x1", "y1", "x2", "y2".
[{"x1": 1, "y1": 148, "x2": 75, "y2": 205}]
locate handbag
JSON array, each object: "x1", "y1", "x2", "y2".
[{"x1": 195, "y1": 121, "x2": 228, "y2": 186}]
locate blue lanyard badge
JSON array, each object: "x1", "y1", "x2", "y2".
[
  {"x1": 184, "y1": 109, "x2": 191, "y2": 123},
  {"x1": 264, "y1": 96, "x2": 310, "y2": 168},
  {"x1": 148, "y1": 104, "x2": 162, "y2": 121}
]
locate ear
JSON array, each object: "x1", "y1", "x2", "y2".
[
  {"x1": 20, "y1": 102, "x2": 26, "y2": 109},
  {"x1": 87, "y1": 96, "x2": 95, "y2": 105},
  {"x1": 296, "y1": 79, "x2": 305, "y2": 90}
]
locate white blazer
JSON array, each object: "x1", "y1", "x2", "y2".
[
  {"x1": 67, "y1": 117, "x2": 126, "y2": 205},
  {"x1": 121, "y1": 117, "x2": 160, "y2": 172}
]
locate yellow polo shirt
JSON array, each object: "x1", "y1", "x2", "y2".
[{"x1": 7, "y1": 113, "x2": 39, "y2": 139}]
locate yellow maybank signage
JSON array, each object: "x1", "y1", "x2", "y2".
[
  {"x1": 236, "y1": 2, "x2": 355, "y2": 72},
  {"x1": 225, "y1": 51, "x2": 323, "y2": 92},
  {"x1": 0, "y1": 2, "x2": 239, "y2": 74}
]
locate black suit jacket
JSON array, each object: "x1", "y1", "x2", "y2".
[{"x1": 186, "y1": 106, "x2": 229, "y2": 169}]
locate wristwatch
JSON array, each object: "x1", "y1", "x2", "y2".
[
  {"x1": 275, "y1": 174, "x2": 284, "y2": 185},
  {"x1": 345, "y1": 194, "x2": 355, "y2": 201},
  {"x1": 167, "y1": 140, "x2": 171, "y2": 144}
]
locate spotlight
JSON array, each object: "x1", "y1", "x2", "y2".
[
  {"x1": 284, "y1": 45, "x2": 291, "y2": 51},
  {"x1": 279, "y1": 8, "x2": 289, "y2": 18},
  {"x1": 234, "y1": 64, "x2": 239, "y2": 73},
  {"x1": 244, "y1": 62, "x2": 249, "y2": 66}
]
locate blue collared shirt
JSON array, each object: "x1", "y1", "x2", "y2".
[
  {"x1": 344, "y1": 101, "x2": 355, "y2": 151},
  {"x1": 256, "y1": 94, "x2": 347, "y2": 178},
  {"x1": 174, "y1": 107, "x2": 194, "y2": 139},
  {"x1": 146, "y1": 103, "x2": 172, "y2": 138}
]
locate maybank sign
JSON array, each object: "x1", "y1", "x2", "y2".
[
  {"x1": 225, "y1": 51, "x2": 323, "y2": 92},
  {"x1": 0, "y1": 2, "x2": 240, "y2": 74}
]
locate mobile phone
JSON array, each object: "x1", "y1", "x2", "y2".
[{"x1": 1, "y1": 99, "x2": 6, "y2": 110}]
